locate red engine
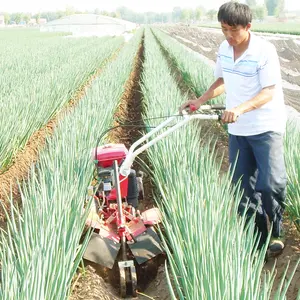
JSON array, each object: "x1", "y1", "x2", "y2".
[
  {"x1": 93, "y1": 144, "x2": 130, "y2": 200},
  {"x1": 94, "y1": 144, "x2": 128, "y2": 168}
]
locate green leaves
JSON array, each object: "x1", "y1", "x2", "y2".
[
  {"x1": 285, "y1": 121, "x2": 300, "y2": 232},
  {"x1": 141, "y1": 27, "x2": 296, "y2": 300},
  {"x1": 0, "y1": 29, "x2": 143, "y2": 299},
  {"x1": 0, "y1": 30, "x2": 123, "y2": 171}
]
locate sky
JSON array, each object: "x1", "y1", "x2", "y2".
[{"x1": 1, "y1": 0, "x2": 300, "y2": 14}]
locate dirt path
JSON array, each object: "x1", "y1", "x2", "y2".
[{"x1": 265, "y1": 219, "x2": 300, "y2": 300}]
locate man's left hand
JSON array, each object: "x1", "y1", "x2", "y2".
[{"x1": 221, "y1": 108, "x2": 241, "y2": 123}]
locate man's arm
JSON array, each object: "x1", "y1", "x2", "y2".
[
  {"x1": 179, "y1": 77, "x2": 225, "y2": 113},
  {"x1": 199, "y1": 77, "x2": 225, "y2": 103},
  {"x1": 222, "y1": 85, "x2": 275, "y2": 123}
]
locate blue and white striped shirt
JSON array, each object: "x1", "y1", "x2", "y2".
[{"x1": 215, "y1": 32, "x2": 286, "y2": 136}]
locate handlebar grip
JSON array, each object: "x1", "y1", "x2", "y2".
[
  {"x1": 211, "y1": 104, "x2": 226, "y2": 110},
  {"x1": 200, "y1": 104, "x2": 226, "y2": 110},
  {"x1": 190, "y1": 104, "x2": 197, "y2": 112}
]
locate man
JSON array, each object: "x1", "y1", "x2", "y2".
[{"x1": 180, "y1": 2, "x2": 286, "y2": 256}]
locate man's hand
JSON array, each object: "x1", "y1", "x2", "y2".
[
  {"x1": 179, "y1": 98, "x2": 203, "y2": 115},
  {"x1": 179, "y1": 78, "x2": 225, "y2": 114},
  {"x1": 221, "y1": 107, "x2": 241, "y2": 123}
]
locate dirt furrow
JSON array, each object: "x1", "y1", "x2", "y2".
[{"x1": 70, "y1": 35, "x2": 169, "y2": 300}]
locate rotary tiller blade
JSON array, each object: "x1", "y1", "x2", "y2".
[
  {"x1": 128, "y1": 227, "x2": 163, "y2": 265},
  {"x1": 83, "y1": 232, "x2": 121, "y2": 269}
]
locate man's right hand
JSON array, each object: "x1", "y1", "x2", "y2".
[{"x1": 179, "y1": 98, "x2": 203, "y2": 115}]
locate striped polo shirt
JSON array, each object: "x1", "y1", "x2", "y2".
[{"x1": 215, "y1": 31, "x2": 286, "y2": 136}]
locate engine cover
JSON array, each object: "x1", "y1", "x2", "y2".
[{"x1": 93, "y1": 144, "x2": 128, "y2": 168}]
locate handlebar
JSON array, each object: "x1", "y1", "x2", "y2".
[
  {"x1": 189, "y1": 103, "x2": 225, "y2": 112},
  {"x1": 119, "y1": 103, "x2": 224, "y2": 176}
]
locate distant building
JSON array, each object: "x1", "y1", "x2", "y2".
[
  {"x1": 40, "y1": 14, "x2": 137, "y2": 37},
  {"x1": 38, "y1": 18, "x2": 47, "y2": 25},
  {"x1": 0, "y1": 15, "x2": 5, "y2": 27}
]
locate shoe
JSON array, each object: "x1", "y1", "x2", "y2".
[{"x1": 269, "y1": 236, "x2": 285, "y2": 257}]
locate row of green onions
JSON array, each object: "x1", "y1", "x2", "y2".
[
  {"x1": 0, "y1": 29, "x2": 143, "y2": 299},
  {"x1": 140, "y1": 27, "x2": 298, "y2": 299},
  {"x1": 0, "y1": 30, "x2": 123, "y2": 171}
]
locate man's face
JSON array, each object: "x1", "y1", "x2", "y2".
[{"x1": 221, "y1": 22, "x2": 251, "y2": 46}]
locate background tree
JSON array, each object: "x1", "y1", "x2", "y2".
[
  {"x1": 4, "y1": 13, "x2": 10, "y2": 25},
  {"x1": 195, "y1": 7, "x2": 204, "y2": 21},
  {"x1": 116, "y1": 6, "x2": 131, "y2": 19},
  {"x1": 172, "y1": 7, "x2": 182, "y2": 22},
  {"x1": 188, "y1": 9, "x2": 195, "y2": 21},
  {"x1": 65, "y1": 5, "x2": 75, "y2": 16},
  {"x1": 40, "y1": 11, "x2": 61, "y2": 21},
  {"x1": 14, "y1": 13, "x2": 23, "y2": 24},
  {"x1": 275, "y1": 0, "x2": 285, "y2": 17},
  {"x1": 181, "y1": 9, "x2": 191, "y2": 22},
  {"x1": 35, "y1": 13, "x2": 41, "y2": 23},
  {"x1": 206, "y1": 9, "x2": 217, "y2": 21},
  {"x1": 23, "y1": 14, "x2": 31, "y2": 24},
  {"x1": 115, "y1": 11, "x2": 121, "y2": 19},
  {"x1": 100, "y1": 11, "x2": 110, "y2": 16},
  {"x1": 252, "y1": 5, "x2": 267, "y2": 20},
  {"x1": 246, "y1": 0, "x2": 257, "y2": 7},
  {"x1": 265, "y1": 0, "x2": 278, "y2": 15}
]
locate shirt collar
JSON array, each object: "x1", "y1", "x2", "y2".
[
  {"x1": 226, "y1": 30, "x2": 256, "y2": 55},
  {"x1": 247, "y1": 31, "x2": 257, "y2": 54}
]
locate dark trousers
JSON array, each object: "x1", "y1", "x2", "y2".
[{"x1": 229, "y1": 131, "x2": 287, "y2": 247}]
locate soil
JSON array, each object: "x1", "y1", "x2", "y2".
[
  {"x1": 265, "y1": 218, "x2": 300, "y2": 300},
  {"x1": 70, "y1": 264, "x2": 171, "y2": 300}
]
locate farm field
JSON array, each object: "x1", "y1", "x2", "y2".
[
  {"x1": 0, "y1": 27, "x2": 299, "y2": 300},
  {"x1": 251, "y1": 22, "x2": 300, "y2": 35},
  {"x1": 199, "y1": 22, "x2": 300, "y2": 35},
  {"x1": 0, "y1": 29, "x2": 123, "y2": 172},
  {"x1": 161, "y1": 24, "x2": 300, "y2": 113}
]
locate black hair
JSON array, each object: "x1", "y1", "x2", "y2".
[{"x1": 218, "y1": 2, "x2": 252, "y2": 27}]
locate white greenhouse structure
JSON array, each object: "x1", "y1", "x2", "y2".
[{"x1": 40, "y1": 14, "x2": 137, "y2": 37}]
